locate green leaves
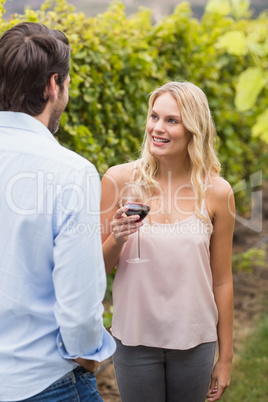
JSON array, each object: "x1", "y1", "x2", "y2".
[
  {"x1": 235, "y1": 68, "x2": 264, "y2": 111},
  {"x1": 206, "y1": 0, "x2": 232, "y2": 16},
  {"x1": 216, "y1": 31, "x2": 247, "y2": 55},
  {"x1": 205, "y1": 0, "x2": 251, "y2": 19},
  {"x1": 252, "y1": 110, "x2": 268, "y2": 142},
  {"x1": 0, "y1": 0, "x2": 5, "y2": 18}
]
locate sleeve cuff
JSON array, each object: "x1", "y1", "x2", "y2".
[{"x1": 56, "y1": 327, "x2": 116, "y2": 362}]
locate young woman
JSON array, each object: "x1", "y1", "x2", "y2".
[{"x1": 101, "y1": 82, "x2": 235, "y2": 402}]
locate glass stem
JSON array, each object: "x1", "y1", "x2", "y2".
[{"x1": 137, "y1": 228, "x2": 141, "y2": 260}]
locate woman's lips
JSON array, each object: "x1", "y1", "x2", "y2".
[{"x1": 152, "y1": 136, "x2": 170, "y2": 146}]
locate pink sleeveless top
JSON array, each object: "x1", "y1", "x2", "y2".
[{"x1": 111, "y1": 201, "x2": 218, "y2": 349}]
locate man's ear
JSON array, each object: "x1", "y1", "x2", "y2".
[{"x1": 44, "y1": 74, "x2": 59, "y2": 101}]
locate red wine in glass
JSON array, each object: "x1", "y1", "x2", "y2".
[
  {"x1": 121, "y1": 182, "x2": 150, "y2": 263},
  {"x1": 125, "y1": 202, "x2": 150, "y2": 222}
]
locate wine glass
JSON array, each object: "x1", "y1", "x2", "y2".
[{"x1": 121, "y1": 182, "x2": 151, "y2": 263}]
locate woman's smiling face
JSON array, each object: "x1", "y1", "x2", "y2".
[{"x1": 146, "y1": 92, "x2": 192, "y2": 160}]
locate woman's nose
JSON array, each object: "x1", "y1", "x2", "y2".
[{"x1": 154, "y1": 119, "x2": 165, "y2": 132}]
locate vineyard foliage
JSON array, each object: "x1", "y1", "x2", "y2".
[{"x1": 0, "y1": 0, "x2": 267, "y2": 191}]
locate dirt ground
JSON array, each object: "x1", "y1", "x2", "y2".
[{"x1": 96, "y1": 184, "x2": 268, "y2": 402}]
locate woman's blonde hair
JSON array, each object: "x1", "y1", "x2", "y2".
[{"x1": 135, "y1": 81, "x2": 221, "y2": 219}]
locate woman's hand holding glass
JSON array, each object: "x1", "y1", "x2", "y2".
[{"x1": 111, "y1": 205, "x2": 142, "y2": 245}]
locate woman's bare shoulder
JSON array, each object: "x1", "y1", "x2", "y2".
[
  {"x1": 102, "y1": 161, "x2": 137, "y2": 186},
  {"x1": 207, "y1": 175, "x2": 234, "y2": 218},
  {"x1": 208, "y1": 175, "x2": 233, "y2": 199}
]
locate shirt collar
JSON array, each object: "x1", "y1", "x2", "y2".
[{"x1": 0, "y1": 111, "x2": 59, "y2": 144}]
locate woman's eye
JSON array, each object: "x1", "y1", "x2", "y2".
[
  {"x1": 151, "y1": 114, "x2": 158, "y2": 120},
  {"x1": 168, "y1": 118, "x2": 177, "y2": 124}
]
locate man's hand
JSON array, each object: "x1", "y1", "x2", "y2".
[{"x1": 74, "y1": 357, "x2": 99, "y2": 373}]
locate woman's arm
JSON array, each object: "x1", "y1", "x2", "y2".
[
  {"x1": 207, "y1": 178, "x2": 235, "y2": 402},
  {"x1": 100, "y1": 165, "x2": 142, "y2": 274}
]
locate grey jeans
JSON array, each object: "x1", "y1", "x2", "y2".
[{"x1": 113, "y1": 338, "x2": 216, "y2": 402}]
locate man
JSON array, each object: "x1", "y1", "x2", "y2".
[{"x1": 0, "y1": 22, "x2": 115, "y2": 401}]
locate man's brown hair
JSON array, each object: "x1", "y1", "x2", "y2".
[{"x1": 0, "y1": 22, "x2": 70, "y2": 115}]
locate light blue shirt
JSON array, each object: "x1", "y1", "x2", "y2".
[{"x1": 0, "y1": 112, "x2": 116, "y2": 401}]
